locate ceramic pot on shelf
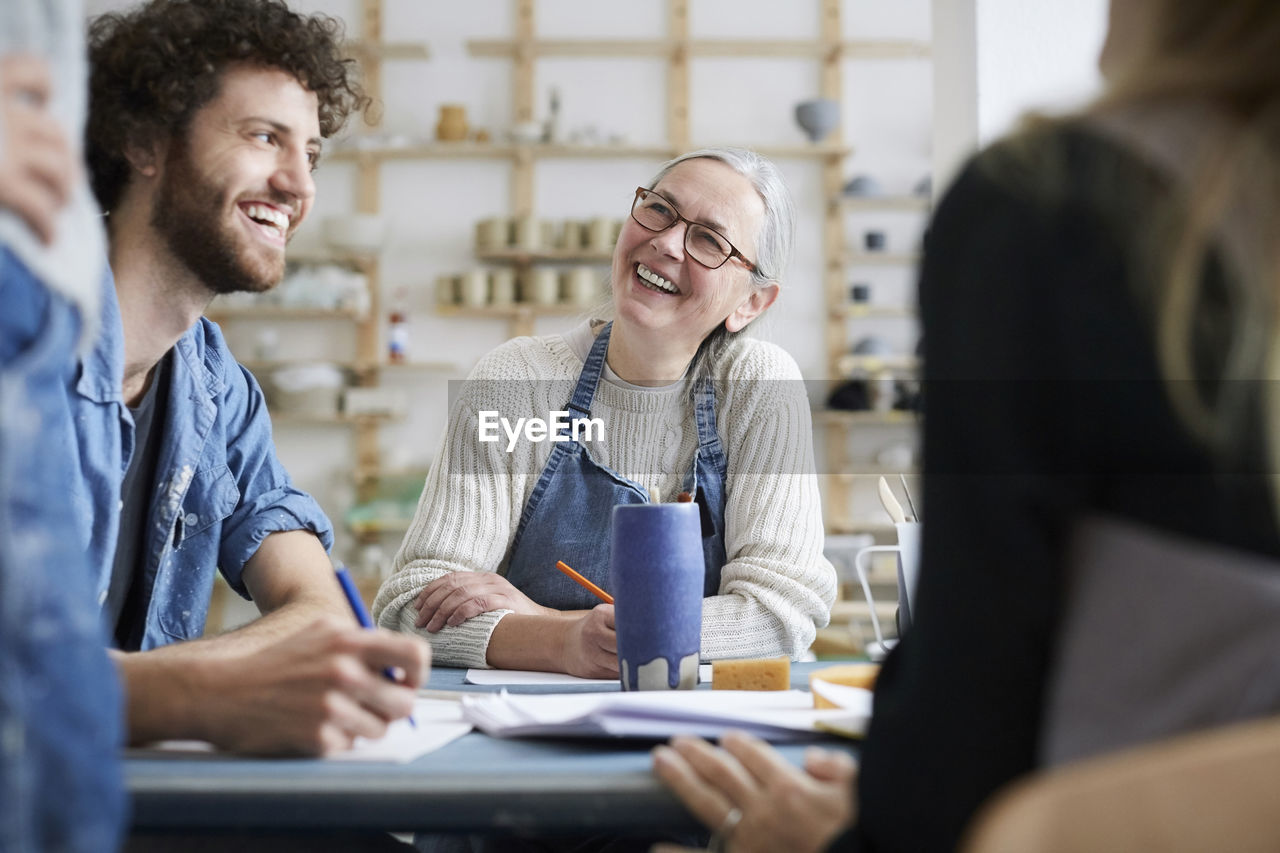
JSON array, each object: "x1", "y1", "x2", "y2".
[
  {"x1": 436, "y1": 104, "x2": 469, "y2": 142},
  {"x1": 794, "y1": 98, "x2": 839, "y2": 143}
]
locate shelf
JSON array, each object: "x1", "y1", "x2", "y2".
[
  {"x1": 836, "y1": 354, "x2": 920, "y2": 375},
  {"x1": 468, "y1": 38, "x2": 670, "y2": 58},
  {"x1": 332, "y1": 143, "x2": 676, "y2": 161},
  {"x1": 814, "y1": 409, "x2": 916, "y2": 426},
  {"x1": 344, "y1": 40, "x2": 430, "y2": 61},
  {"x1": 831, "y1": 305, "x2": 914, "y2": 319},
  {"x1": 842, "y1": 251, "x2": 921, "y2": 266},
  {"x1": 334, "y1": 141, "x2": 851, "y2": 162},
  {"x1": 695, "y1": 39, "x2": 931, "y2": 59},
  {"x1": 838, "y1": 195, "x2": 931, "y2": 212},
  {"x1": 435, "y1": 303, "x2": 588, "y2": 319},
  {"x1": 205, "y1": 304, "x2": 364, "y2": 321},
  {"x1": 476, "y1": 248, "x2": 613, "y2": 264},
  {"x1": 467, "y1": 38, "x2": 930, "y2": 60},
  {"x1": 744, "y1": 144, "x2": 854, "y2": 159}
]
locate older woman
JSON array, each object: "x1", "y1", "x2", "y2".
[{"x1": 374, "y1": 147, "x2": 835, "y2": 675}]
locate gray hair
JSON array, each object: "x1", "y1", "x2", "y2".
[{"x1": 647, "y1": 146, "x2": 796, "y2": 289}]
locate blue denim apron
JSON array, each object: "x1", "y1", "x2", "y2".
[{"x1": 503, "y1": 322, "x2": 728, "y2": 609}]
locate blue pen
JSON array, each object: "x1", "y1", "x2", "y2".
[{"x1": 335, "y1": 564, "x2": 416, "y2": 728}]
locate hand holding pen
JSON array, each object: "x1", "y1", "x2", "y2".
[{"x1": 336, "y1": 563, "x2": 419, "y2": 727}]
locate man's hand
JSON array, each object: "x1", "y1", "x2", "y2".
[
  {"x1": 0, "y1": 55, "x2": 76, "y2": 245},
  {"x1": 118, "y1": 616, "x2": 432, "y2": 756},
  {"x1": 414, "y1": 571, "x2": 552, "y2": 632},
  {"x1": 197, "y1": 617, "x2": 431, "y2": 755},
  {"x1": 651, "y1": 731, "x2": 856, "y2": 853},
  {"x1": 561, "y1": 604, "x2": 618, "y2": 679}
]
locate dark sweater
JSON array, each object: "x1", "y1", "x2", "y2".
[{"x1": 841, "y1": 123, "x2": 1280, "y2": 852}]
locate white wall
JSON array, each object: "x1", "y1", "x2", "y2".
[
  {"x1": 976, "y1": 0, "x2": 1108, "y2": 140},
  {"x1": 932, "y1": 0, "x2": 1108, "y2": 189}
]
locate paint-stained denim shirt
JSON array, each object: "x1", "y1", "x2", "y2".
[{"x1": 69, "y1": 274, "x2": 334, "y2": 650}]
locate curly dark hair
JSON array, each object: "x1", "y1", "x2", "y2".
[{"x1": 87, "y1": 0, "x2": 368, "y2": 213}]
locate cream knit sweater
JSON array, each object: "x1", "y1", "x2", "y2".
[{"x1": 373, "y1": 321, "x2": 836, "y2": 667}]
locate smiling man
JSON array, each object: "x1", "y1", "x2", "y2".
[{"x1": 76, "y1": 0, "x2": 431, "y2": 758}]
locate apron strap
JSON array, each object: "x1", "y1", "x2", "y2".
[{"x1": 566, "y1": 321, "x2": 612, "y2": 422}]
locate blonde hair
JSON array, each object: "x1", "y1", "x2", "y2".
[{"x1": 1091, "y1": 0, "x2": 1280, "y2": 493}]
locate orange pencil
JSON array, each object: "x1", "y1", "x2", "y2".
[{"x1": 555, "y1": 560, "x2": 614, "y2": 604}]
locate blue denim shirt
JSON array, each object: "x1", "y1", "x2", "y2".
[
  {"x1": 68, "y1": 273, "x2": 334, "y2": 650},
  {"x1": 1, "y1": 248, "x2": 125, "y2": 852}
]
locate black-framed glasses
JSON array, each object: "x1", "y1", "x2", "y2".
[{"x1": 630, "y1": 187, "x2": 756, "y2": 272}]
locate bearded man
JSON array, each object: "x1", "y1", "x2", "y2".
[{"x1": 78, "y1": 0, "x2": 430, "y2": 757}]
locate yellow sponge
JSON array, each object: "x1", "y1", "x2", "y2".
[
  {"x1": 711, "y1": 657, "x2": 791, "y2": 690},
  {"x1": 809, "y1": 663, "x2": 880, "y2": 708}
]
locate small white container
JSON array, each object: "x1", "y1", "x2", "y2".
[
  {"x1": 435, "y1": 275, "x2": 458, "y2": 306},
  {"x1": 565, "y1": 267, "x2": 599, "y2": 305},
  {"x1": 587, "y1": 217, "x2": 615, "y2": 253},
  {"x1": 475, "y1": 217, "x2": 510, "y2": 251},
  {"x1": 490, "y1": 268, "x2": 516, "y2": 306},
  {"x1": 513, "y1": 215, "x2": 542, "y2": 251},
  {"x1": 460, "y1": 269, "x2": 490, "y2": 307},
  {"x1": 526, "y1": 268, "x2": 560, "y2": 305}
]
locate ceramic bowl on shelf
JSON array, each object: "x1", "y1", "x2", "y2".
[
  {"x1": 323, "y1": 214, "x2": 388, "y2": 253},
  {"x1": 794, "y1": 98, "x2": 839, "y2": 143},
  {"x1": 843, "y1": 174, "x2": 883, "y2": 197}
]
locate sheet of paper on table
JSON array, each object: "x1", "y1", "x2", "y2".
[
  {"x1": 460, "y1": 688, "x2": 870, "y2": 742},
  {"x1": 130, "y1": 698, "x2": 472, "y2": 763},
  {"x1": 464, "y1": 664, "x2": 713, "y2": 687}
]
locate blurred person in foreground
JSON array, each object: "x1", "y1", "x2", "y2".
[
  {"x1": 0, "y1": 2, "x2": 124, "y2": 850},
  {"x1": 652, "y1": 1, "x2": 1280, "y2": 850}
]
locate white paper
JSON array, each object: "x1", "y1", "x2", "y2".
[
  {"x1": 464, "y1": 664, "x2": 714, "y2": 686},
  {"x1": 133, "y1": 698, "x2": 472, "y2": 763},
  {"x1": 332, "y1": 698, "x2": 472, "y2": 762},
  {"x1": 460, "y1": 689, "x2": 865, "y2": 742}
]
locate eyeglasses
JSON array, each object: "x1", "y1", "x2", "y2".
[{"x1": 630, "y1": 187, "x2": 756, "y2": 272}]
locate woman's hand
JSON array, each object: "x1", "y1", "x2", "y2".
[
  {"x1": 651, "y1": 730, "x2": 857, "y2": 853},
  {"x1": 561, "y1": 604, "x2": 618, "y2": 679},
  {"x1": 0, "y1": 55, "x2": 76, "y2": 245},
  {"x1": 414, "y1": 571, "x2": 552, "y2": 632}
]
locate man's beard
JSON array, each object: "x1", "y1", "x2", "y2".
[{"x1": 151, "y1": 141, "x2": 288, "y2": 296}]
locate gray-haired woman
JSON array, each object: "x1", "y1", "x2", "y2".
[{"x1": 375, "y1": 147, "x2": 835, "y2": 677}]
